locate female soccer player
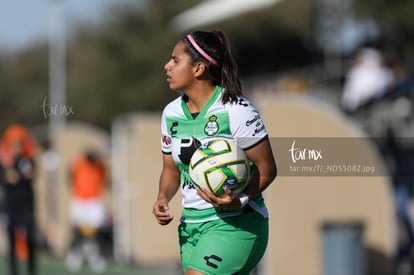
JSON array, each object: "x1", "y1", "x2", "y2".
[{"x1": 152, "y1": 30, "x2": 277, "y2": 275}]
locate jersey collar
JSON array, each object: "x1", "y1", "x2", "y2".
[{"x1": 181, "y1": 86, "x2": 222, "y2": 120}]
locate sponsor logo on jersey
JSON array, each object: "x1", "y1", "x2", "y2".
[
  {"x1": 246, "y1": 112, "x2": 266, "y2": 136},
  {"x1": 238, "y1": 97, "x2": 249, "y2": 107},
  {"x1": 204, "y1": 115, "x2": 219, "y2": 136},
  {"x1": 162, "y1": 135, "x2": 172, "y2": 146},
  {"x1": 203, "y1": 254, "x2": 222, "y2": 269},
  {"x1": 178, "y1": 137, "x2": 201, "y2": 165},
  {"x1": 169, "y1": 121, "x2": 179, "y2": 136},
  {"x1": 245, "y1": 114, "x2": 261, "y2": 127},
  {"x1": 253, "y1": 124, "x2": 265, "y2": 136}
]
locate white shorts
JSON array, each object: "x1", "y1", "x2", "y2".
[{"x1": 69, "y1": 198, "x2": 106, "y2": 228}]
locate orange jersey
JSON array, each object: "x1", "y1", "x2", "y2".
[{"x1": 71, "y1": 157, "x2": 105, "y2": 199}]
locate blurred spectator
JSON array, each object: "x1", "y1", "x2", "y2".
[
  {"x1": 0, "y1": 124, "x2": 38, "y2": 275},
  {"x1": 385, "y1": 59, "x2": 414, "y2": 273},
  {"x1": 344, "y1": 50, "x2": 414, "y2": 272},
  {"x1": 65, "y1": 149, "x2": 108, "y2": 273},
  {"x1": 341, "y1": 47, "x2": 395, "y2": 113}
]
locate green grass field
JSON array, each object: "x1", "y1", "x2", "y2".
[{"x1": 0, "y1": 253, "x2": 179, "y2": 275}]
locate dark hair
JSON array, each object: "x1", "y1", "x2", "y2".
[{"x1": 183, "y1": 30, "x2": 242, "y2": 104}]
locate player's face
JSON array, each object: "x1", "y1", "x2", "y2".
[{"x1": 164, "y1": 42, "x2": 196, "y2": 91}]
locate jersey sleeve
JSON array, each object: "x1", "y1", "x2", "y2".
[
  {"x1": 230, "y1": 97, "x2": 268, "y2": 150},
  {"x1": 160, "y1": 108, "x2": 172, "y2": 154}
]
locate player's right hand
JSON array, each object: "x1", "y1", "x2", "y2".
[{"x1": 152, "y1": 199, "x2": 174, "y2": 226}]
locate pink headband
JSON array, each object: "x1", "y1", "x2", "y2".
[{"x1": 186, "y1": 34, "x2": 220, "y2": 67}]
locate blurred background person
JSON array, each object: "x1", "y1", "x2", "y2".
[
  {"x1": 64, "y1": 149, "x2": 108, "y2": 273},
  {"x1": 0, "y1": 124, "x2": 38, "y2": 275},
  {"x1": 341, "y1": 47, "x2": 395, "y2": 113},
  {"x1": 341, "y1": 47, "x2": 414, "y2": 272}
]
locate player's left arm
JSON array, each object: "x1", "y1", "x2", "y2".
[
  {"x1": 243, "y1": 137, "x2": 277, "y2": 200},
  {"x1": 230, "y1": 98, "x2": 277, "y2": 200}
]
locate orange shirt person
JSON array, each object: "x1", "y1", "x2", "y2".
[
  {"x1": 65, "y1": 150, "x2": 108, "y2": 272},
  {"x1": 68, "y1": 150, "x2": 107, "y2": 233},
  {"x1": 71, "y1": 153, "x2": 105, "y2": 200}
]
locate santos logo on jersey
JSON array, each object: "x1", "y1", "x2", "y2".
[{"x1": 204, "y1": 115, "x2": 219, "y2": 136}]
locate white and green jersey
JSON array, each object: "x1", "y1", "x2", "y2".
[{"x1": 161, "y1": 86, "x2": 269, "y2": 222}]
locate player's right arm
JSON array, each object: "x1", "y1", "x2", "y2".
[{"x1": 153, "y1": 153, "x2": 180, "y2": 226}]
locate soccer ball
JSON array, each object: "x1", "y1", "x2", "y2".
[{"x1": 189, "y1": 139, "x2": 250, "y2": 196}]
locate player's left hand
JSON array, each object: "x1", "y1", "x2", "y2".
[{"x1": 196, "y1": 187, "x2": 242, "y2": 210}]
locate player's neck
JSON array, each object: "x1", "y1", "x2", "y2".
[{"x1": 185, "y1": 83, "x2": 216, "y2": 113}]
